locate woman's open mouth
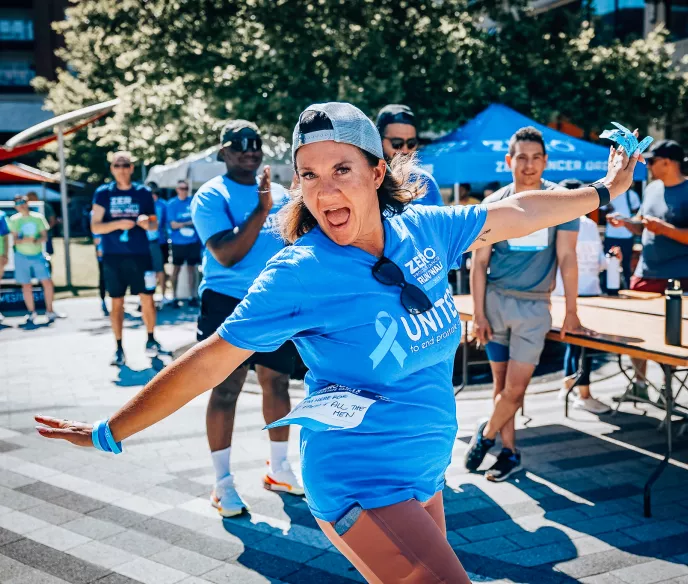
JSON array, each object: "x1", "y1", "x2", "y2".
[{"x1": 324, "y1": 207, "x2": 351, "y2": 229}]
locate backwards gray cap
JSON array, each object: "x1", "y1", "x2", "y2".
[{"x1": 292, "y1": 102, "x2": 384, "y2": 164}]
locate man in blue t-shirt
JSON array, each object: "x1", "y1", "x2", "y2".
[
  {"x1": 466, "y1": 127, "x2": 582, "y2": 482},
  {"x1": 167, "y1": 179, "x2": 200, "y2": 307},
  {"x1": 608, "y1": 139, "x2": 688, "y2": 401},
  {"x1": 91, "y1": 151, "x2": 165, "y2": 367},
  {"x1": 190, "y1": 120, "x2": 302, "y2": 517},
  {"x1": 146, "y1": 187, "x2": 168, "y2": 303},
  {"x1": 376, "y1": 104, "x2": 444, "y2": 206}
]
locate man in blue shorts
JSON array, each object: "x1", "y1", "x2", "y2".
[
  {"x1": 191, "y1": 121, "x2": 303, "y2": 517},
  {"x1": 466, "y1": 127, "x2": 582, "y2": 481},
  {"x1": 91, "y1": 151, "x2": 166, "y2": 367},
  {"x1": 376, "y1": 104, "x2": 444, "y2": 206},
  {"x1": 9, "y1": 195, "x2": 65, "y2": 324}
]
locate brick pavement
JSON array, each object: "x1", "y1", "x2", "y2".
[{"x1": 1, "y1": 297, "x2": 687, "y2": 583}]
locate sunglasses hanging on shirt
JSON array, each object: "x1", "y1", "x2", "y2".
[{"x1": 372, "y1": 257, "x2": 433, "y2": 315}]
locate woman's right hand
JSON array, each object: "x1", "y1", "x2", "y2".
[
  {"x1": 35, "y1": 416, "x2": 94, "y2": 448},
  {"x1": 606, "y1": 212, "x2": 625, "y2": 228}
]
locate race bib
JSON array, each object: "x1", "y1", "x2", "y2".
[
  {"x1": 264, "y1": 384, "x2": 389, "y2": 432},
  {"x1": 507, "y1": 228, "x2": 548, "y2": 251},
  {"x1": 180, "y1": 227, "x2": 195, "y2": 238}
]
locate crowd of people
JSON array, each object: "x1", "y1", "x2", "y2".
[{"x1": 20, "y1": 98, "x2": 688, "y2": 582}]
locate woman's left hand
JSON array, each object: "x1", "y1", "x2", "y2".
[
  {"x1": 35, "y1": 416, "x2": 93, "y2": 447},
  {"x1": 600, "y1": 131, "x2": 644, "y2": 199}
]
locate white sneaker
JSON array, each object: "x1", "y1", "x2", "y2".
[
  {"x1": 263, "y1": 460, "x2": 305, "y2": 496},
  {"x1": 573, "y1": 397, "x2": 611, "y2": 415},
  {"x1": 46, "y1": 311, "x2": 66, "y2": 322},
  {"x1": 25, "y1": 312, "x2": 37, "y2": 325},
  {"x1": 210, "y1": 475, "x2": 248, "y2": 518},
  {"x1": 0, "y1": 312, "x2": 4, "y2": 324}
]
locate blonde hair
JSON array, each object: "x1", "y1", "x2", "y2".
[{"x1": 279, "y1": 152, "x2": 427, "y2": 243}]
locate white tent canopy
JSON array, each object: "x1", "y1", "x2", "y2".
[{"x1": 146, "y1": 136, "x2": 294, "y2": 189}]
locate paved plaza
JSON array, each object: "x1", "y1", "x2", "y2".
[{"x1": 0, "y1": 297, "x2": 687, "y2": 584}]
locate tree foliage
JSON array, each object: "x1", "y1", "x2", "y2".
[{"x1": 33, "y1": 0, "x2": 688, "y2": 184}]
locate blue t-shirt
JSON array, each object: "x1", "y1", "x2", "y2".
[
  {"x1": 0, "y1": 210, "x2": 8, "y2": 237},
  {"x1": 92, "y1": 183, "x2": 155, "y2": 256},
  {"x1": 167, "y1": 196, "x2": 199, "y2": 245},
  {"x1": 411, "y1": 167, "x2": 443, "y2": 206},
  {"x1": 190, "y1": 174, "x2": 288, "y2": 299},
  {"x1": 147, "y1": 198, "x2": 168, "y2": 243},
  {"x1": 218, "y1": 204, "x2": 488, "y2": 521}
]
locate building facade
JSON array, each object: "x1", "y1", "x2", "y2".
[{"x1": 0, "y1": 0, "x2": 67, "y2": 145}]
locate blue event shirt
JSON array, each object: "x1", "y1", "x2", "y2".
[
  {"x1": 92, "y1": 182, "x2": 155, "y2": 256},
  {"x1": 218, "y1": 204, "x2": 488, "y2": 521},
  {"x1": 167, "y1": 196, "x2": 199, "y2": 245},
  {"x1": 0, "y1": 210, "x2": 8, "y2": 237},
  {"x1": 411, "y1": 167, "x2": 443, "y2": 206},
  {"x1": 147, "y1": 198, "x2": 168, "y2": 243},
  {"x1": 190, "y1": 174, "x2": 289, "y2": 299}
]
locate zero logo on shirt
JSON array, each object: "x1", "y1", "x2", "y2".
[
  {"x1": 404, "y1": 247, "x2": 444, "y2": 291},
  {"x1": 109, "y1": 196, "x2": 140, "y2": 218}
]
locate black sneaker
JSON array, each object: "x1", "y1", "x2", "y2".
[
  {"x1": 485, "y1": 448, "x2": 522, "y2": 482},
  {"x1": 145, "y1": 339, "x2": 161, "y2": 357},
  {"x1": 111, "y1": 348, "x2": 126, "y2": 367},
  {"x1": 464, "y1": 420, "x2": 495, "y2": 471},
  {"x1": 188, "y1": 297, "x2": 199, "y2": 308}
]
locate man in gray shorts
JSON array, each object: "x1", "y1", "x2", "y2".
[{"x1": 465, "y1": 126, "x2": 583, "y2": 481}]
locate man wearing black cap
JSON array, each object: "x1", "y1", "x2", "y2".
[
  {"x1": 609, "y1": 139, "x2": 688, "y2": 400},
  {"x1": 190, "y1": 120, "x2": 302, "y2": 518},
  {"x1": 376, "y1": 104, "x2": 444, "y2": 206}
]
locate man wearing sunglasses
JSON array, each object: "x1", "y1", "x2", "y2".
[
  {"x1": 92, "y1": 151, "x2": 164, "y2": 367},
  {"x1": 167, "y1": 179, "x2": 200, "y2": 307},
  {"x1": 8, "y1": 195, "x2": 65, "y2": 324},
  {"x1": 190, "y1": 120, "x2": 303, "y2": 518},
  {"x1": 608, "y1": 139, "x2": 688, "y2": 402},
  {"x1": 376, "y1": 104, "x2": 444, "y2": 206}
]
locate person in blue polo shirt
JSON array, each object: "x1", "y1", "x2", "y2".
[
  {"x1": 37, "y1": 103, "x2": 640, "y2": 583},
  {"x1": 190, "y1": 120, "x2": 302, "y2": 517},
  {"x1": 167, "y1": 179, "x2": 200, "y2": 307},
  {"x1": 376, "y1": 104, "x2": 444, "y2": 206},
  {"x1": 91, "y1": 151, "x2": 165, "y2": 367},
  {"x1": 147, "y1": 186, "x2": 169, "y2": 303}
]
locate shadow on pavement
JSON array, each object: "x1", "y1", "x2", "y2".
[{"x1": 454, "y1": 421, "x2": 688, "y2": 581}]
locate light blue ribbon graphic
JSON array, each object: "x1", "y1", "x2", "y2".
[{"x1": 369, "y1": 311, "x2": 407, "y2": 369}]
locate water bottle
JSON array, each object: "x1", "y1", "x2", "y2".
[
  {"x1": 606, "y1": 252, "x2": 621, "y2": 296},
  {"x1": 665, "y1": 279, "x2": 683, "y2": 346}
]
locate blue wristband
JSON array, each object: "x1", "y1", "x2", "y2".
[
  {"x1": 91, "y1": 420, "x2": 105, "y2": 451},
  {"x1": 103, "y1": 422, "x2": 122, "y2": 455}
]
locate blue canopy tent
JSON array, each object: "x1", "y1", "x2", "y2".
[{"x1": 419, "y1": 104, "x2": 646, "y2": 192}]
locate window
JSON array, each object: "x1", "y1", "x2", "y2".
[
  {"x1": 0, "y1": 18, "x2": 33, "y2": 41},
  {"x1": 0, "y1": 61, "x2": 35, "y2": 86},
  {"x1": 668, "y1": 0, "x2": 688, "y2": 40}
]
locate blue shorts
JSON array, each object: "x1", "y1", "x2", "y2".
[{"x1": 14, "y1": 252, "x2": 51, "y2": 284}]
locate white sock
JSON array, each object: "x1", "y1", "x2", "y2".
[
  {"x1": 269, "y1": 441, "x2": 288, "y2": 472},
  {"x1": 211, "y1": 446, "x2": 231, "y2": 483}
]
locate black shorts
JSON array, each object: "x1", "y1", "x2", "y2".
[
  {"x1": 172, "y1": 242, "x2": 202, "y2": 266},
  {"x1": 160, "y1": 242, "x2": 170, "y2": 264},
  {"x1": 197, "y1": 289, "x2": 296, "y2": 376},
  {"x1": 103, "y1": 255, "x2": 155, "y2": 298}
]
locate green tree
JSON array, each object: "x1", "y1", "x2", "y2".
[{"x1": 34, "y1": 0, "x2": 688, "y2": 184}]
